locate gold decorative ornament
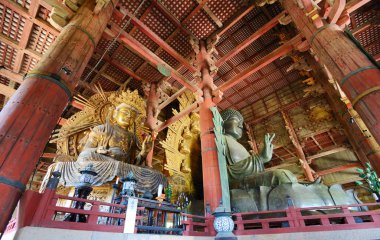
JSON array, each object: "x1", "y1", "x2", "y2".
[{"x1": 160, "y1": 91, "x2": 201, "y2": 197}]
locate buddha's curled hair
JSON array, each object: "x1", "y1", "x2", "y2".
[{"x1": 220, "y1": 108, "x2": 244, "y2": 123}]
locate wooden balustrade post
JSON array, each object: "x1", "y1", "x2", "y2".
[
  {"x1": 342, "y1": 206, "x2": 356, "y2": 224},
  {"x1": 235, "y1": 213, "x2": 244, "y2": 232},
  {"x1": 295, "y1": 208, "x2": 305, "y2": 227},
  {"x1": 206, "y1": 215, "x2": 216, "y2": 236},
  {"x1": 287, "y1": 206, "x2": 300, "y2": 228},
  {"x1": 87, "y1": 202, "x2": 100, "y2": 225},
  {"x1": 31, "y1": 172, "x2": 60, "y2": 226}
]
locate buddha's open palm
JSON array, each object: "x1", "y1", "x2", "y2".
[{"x1": 261, "y1": 133, "x2": 275, "y2": 162}]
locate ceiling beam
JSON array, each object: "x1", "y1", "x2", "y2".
[
  {"x1": 104, "y1": 25, "x2": 198, "y2": 92},
  {"x1": 156, "y1": 101, "x2": 199, "y2": 132},
  {"x1": 41, "y1": 153, "x2": 57, "y2": 158},
  {"x1": 195, "y1": 0, "x2": 223, "y2": 28},
  {"x1": 246, "y1": 95, "x2": 316, "y2": 125},
  {"x1": 215, "y1": 11, "x2": 286, "y2": 67},
  {"x1": 0, "y1": 83, "x2": 16, "y2": 97},
  {"x1": 2, "y1": 0, "x2": 59, "y2": 36},
  {"x1": 214, "y1": 34, "x2": 302, "y2": 93},
  {"x1": 115, "y1": 8, "x2": 196, "y2": 73},
  {"x1": 152, "y1": 0, "x2": 194, "y2": 37},
  {"x1": 182, "y1": 0, "x2": 210, "y2": 25},
  {"x1": 100, "y1": 54, "x2": 145, "y2": 82},
  {"x1": 0, "y1": 33, "x2": 42, "y2": 60},
  {"x1": 214, "y1": 1, "x2": 255, "y2": 37},
  {"x1": 315, "y1": 162, "x2": 362, "y2": 176},
  {"x1": 0, "y1": 69, "x2": 23, "y2": 84},
  {"x1": 307, "y1": 146, "x2": 349, "y2": 160}
]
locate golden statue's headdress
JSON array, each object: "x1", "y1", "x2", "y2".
[{"x1": 109, "y1": 90, "x2": 146, "y2": 117}]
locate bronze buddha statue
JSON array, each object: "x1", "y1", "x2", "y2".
[
  {"x1": 221, "y1": 109, "x2": 297, "y2": 187},
  {"x1": 220, "y1": 109, "x2": 363, "y2": 213}
]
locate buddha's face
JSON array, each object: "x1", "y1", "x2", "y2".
[
  {"x1": 113, "y1": 106, "x2": 136, "y2": 128},
  {"x1": 223, "y1": 116, "x2": 243, "y2": 139}
]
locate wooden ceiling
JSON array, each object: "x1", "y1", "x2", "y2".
[{"x1": 0, "y1": 0, "x2": 379, "y2": 188}]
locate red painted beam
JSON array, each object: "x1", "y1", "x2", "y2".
[
  {"x1": 104, "y1": 25, "x2": 198, "y2": 92},
  {"x1": 151, "y1": 0, "x2": 193, "y2": 37},
  {"x1": 156, "y1": 102, "x2": 199, "y2": 132},
  {"x1": 374, "y1": 53, "x2": 380, "y2": 62},
  {"x1": 71, "y1": 100, "x2": 84, "y2": 110},
  {"x1": 158, "y1": 86, "x2": 188, "y2": 110},
  {"x1": 216, "y1": 11, "x2": 286, "y2": 67},
  {"x1": 216, "y1": 3, "x2": 255, "y2": 37},
  {"x1": 106, "y1": 57, "x2": 144, "y2": 82},
  {"x1": 327, "y1": 0, "x2": 346, "y2": 24},
  {"x1": 182, "y1": 0, "x2": 210, "y2": 25},
  {"x1": 315, "y1": 162, "x2": 362, "y2": 176},
  {"x1": 58, "y1": 118, "x2": 67, "y2": 126},
  {"x1": 41, "y1": 153, "x2": 57, "y2": 159},
  {"x1": 116, "y1": 8, "x2": 196, "y2": 73},
  {"x1": 215, "y1": 34, "x2": 302, "y2": 93}
]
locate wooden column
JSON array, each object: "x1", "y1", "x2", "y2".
[
  {"x1": 0, "y1": 0, "x2": 116, "y2": 232},
  {"x1": 145, "y1": 82, "x2": 159, "y2": 168},
  {"x1": 309, "y1": 58, "x2": 375, "y2": 170},
  {"x1": 281, "y1": 111, "x2": 314, "y2": 181},
  {"x1": 282, "y1": 0, "x2": 380, "y2": 146},
  {"x1": 198, "y1": 41, "x2": 222, "y2": 213}
]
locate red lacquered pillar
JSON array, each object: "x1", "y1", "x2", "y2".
[
  {"x1": 198, "y1": 41, "x2": 222, "y2": 213},
  {"x1": 145, "y1": 82, "x2": 159, "y2": 167},
  {"x1": 0, "y1": 0, "x2": 117, "y2": 232}
]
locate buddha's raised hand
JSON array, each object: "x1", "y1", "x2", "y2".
[{"x1": 261, "y1": 133, "x2": 275, "y2": 163}]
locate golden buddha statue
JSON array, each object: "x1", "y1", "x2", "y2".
[
  {"x1": 77, "y1": 103, "x2": 152, "y2": 165},
  {"x1": 41, "y1": 89, "x2": 166, "y2": 192}
]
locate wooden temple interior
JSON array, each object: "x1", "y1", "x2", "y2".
[{"x1": 0, "y1": 0, "x2": 380, "y2": 237}]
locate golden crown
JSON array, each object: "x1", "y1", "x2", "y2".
[{"x1": 109, "y1": 89, "x2": 146, "y2": 117}]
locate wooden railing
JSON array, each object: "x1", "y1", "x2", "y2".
[
  {"x1": 9, "y1": 189, "x2": 380, "y2": 237},
  {"x1": 29, "y1": 189, "x2": 181, "y2": 234},
  {"x1": 232, "y1": 203, "x2": 380, "y2": 235},
  {"x1": 31, "y1": 192, "x2": 143, "y2": 232},
  {"x1": 181, "y1": 213, "x2": 215, "y2": 236},
  {"x1": 181, "y1": 202, "x2": 380, "y2": 236}
]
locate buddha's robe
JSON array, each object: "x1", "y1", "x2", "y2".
[
  {"x1": 225, "y1": 135, "x2": 297, "y2": 188},
  {"x1": 77, "y1": 122, "x2": 142, "y2": 164}
]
